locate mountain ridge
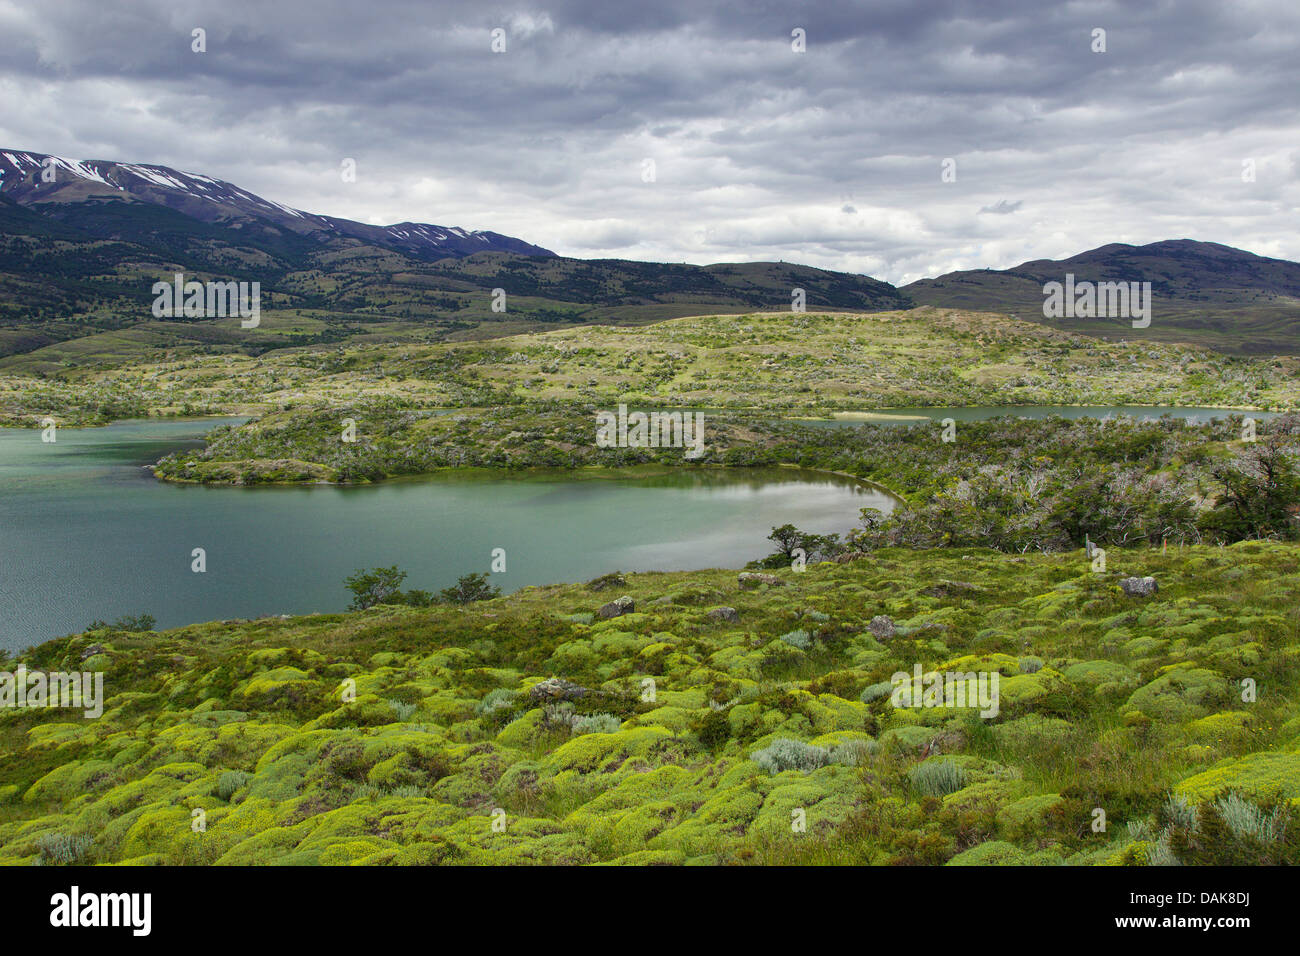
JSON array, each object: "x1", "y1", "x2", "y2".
[
  {"x1": 0, "y1": 148, "x2": 554, "y2": 261},
  {"x1": 2, "y1": 145, "x2": 1300, "y2": 360}
]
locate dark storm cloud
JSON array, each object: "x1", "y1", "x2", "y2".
[{"x1": 0, "y1": 0, "x2": 1296, "y2": 282}]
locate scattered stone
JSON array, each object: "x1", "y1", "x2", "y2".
[
  {"x1": 597, "y1": 595, "x2": 635, "y2": 619},
  {"x1": 79, "y1": 643, "x2": 104, "y2": 662},
  {"x1": 528, "y1": 677, "x2": 589, "y2": 703},
  {"x1": 706, "y1": 606, "x2": 740, "y2": 624},
  {"x1": 587, "y1": 572, "x2": 627, "y2": 592},
  {"x1": 738, "y1": 572, "x2": 785, "y2": 589},
  {"x1": 868, "y1": 615, "x2": 895, "y2": 640},
  {"x1": 1119, "y1": 576, "x2": 1158, "y2": 598},
  {"x1": 650, "y1": 595, "x2": 674, "y2": 606}
]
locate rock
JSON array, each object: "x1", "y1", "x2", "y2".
[
  {"x1": 706, "y1": 606, "x2": 740, "y2": 624},
  {"x1": 868, "y1": 615, "x2": 895, "y2": 640},
  {"x1": 1119, "y1": 576, "x2": 1158, "y2": 598},
  {"x1": 597, "y1": 595, "x2": 635, "y2": 619},
  {"x1": 79, "y1": 643, "x2": 105, "y2": 662},
  {"x1": 528, "y1": 677, "x2": 589, "y2": 703},
  {"x1": 587, "y1": 572, "x2": 627, "y2": 592},
  {"x1": 834, "y1": 551, "x2": 868, "y2": 564},
  {"x1": 738, "y1": 572, "x2": 784, "y2": 589}
]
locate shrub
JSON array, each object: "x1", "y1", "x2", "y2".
[
  {"x1": 1215, "y1": 792, "x2": 1286, "y2": 843},
  {"x1": 216, "y1": 770, "x2": 249, "y2": 801},
  {"x1": 344, "y1": 566, "x2": 408, "y2": 610},
  {"x1": 477, "y1": 689, "x2": 517, "y2": 716},
  {"x1": 572, "y1": 713, "x2": 621, "y2": 734},
  {"x1": 779, "y1": 629, "x2": 811, "y2": 650},
  {"x1": 388, "y1": 700, "x2": 417, "y2": 721},
  {"x1": 908, "y1": 759, "x2": 966, "y2": 797},
  {"x1": 860, "y1": 680, "x2": 894, "y2": 704},
  {"x1": 34, "y1": 832, "x2": 93, "y2": 865},
  {"x1": 441, "y1": 572, "x2": 501, "y2": 605},
  {"x1": 751, "y1": 738, "x2": 829, "y2": 774}
]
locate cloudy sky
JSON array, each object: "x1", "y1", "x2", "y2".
[{"x1": 1, "y1": 0, "x2": 1297, "y2": 284}]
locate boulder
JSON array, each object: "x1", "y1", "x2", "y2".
[
  {"x1": 528, "y1": 677, "x2": 589, "y2": 703},
  {"x1": 706, "y1": 606, "x2": 740, "y2": 624},
  {"x1": 738, "y1": 572, "x2": 785, "y2": 589},
  {"x1": 868, "y1": 615, "x2": 896, "y2": 640},
  {"x1": 597, "y1": 595, "x2": 635, "y2": 619},
  {"x1": 1119, "y1": 576, "x2": 1158, "y2": 598},
  {"x1": 587, "y1": 572, "x2": 627, "y2": 592}
]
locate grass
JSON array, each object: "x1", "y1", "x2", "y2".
[{"x1": 2, "y1": 541, "x2": 1298, "y2": 865}]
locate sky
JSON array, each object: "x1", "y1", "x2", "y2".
[{"x1": 1, "y1": 0, "x2": 1297, "y2": 284}]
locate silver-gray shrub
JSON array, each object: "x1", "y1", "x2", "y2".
[
  {"x1": 827, "y1": 739, "x2": 877, "y2": 767},
  {"x1": 572, "y1": 713, "x2": 622, "y2": 734},
  {"x1": 751, "y1": 738, "x2": 830, "y2": 774},
  {"x1": 478, "y1": 688, "x2": 517, "y2": 716},
  {"x1": 779, "y1": 629, "x2": 811, "y2": 650},
  {"x1": 388, "y1": 699, "x2": 417, "y2": 721},
  {"x1": 1215, "y1": 792, "x2": 1287, "y2": 844},
  {"x1": 1163, "y1": 794, "x2": 1198, "y2": 831},
  {"x1": 34, "y1": 832, "x2": 93, "y2": 865},
  {"x1": 908, "y1": 759, "x2": 966, "y2": 797},
  {"x1": 860, "y1": 680, "x2": 894, "y2": 704}
]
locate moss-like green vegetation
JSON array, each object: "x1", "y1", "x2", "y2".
[
  {"x1": 6, "y1": 308, "x2": 1300, "y2": 428},
  {"x1": 3, "y1": 542, "x2": 1297, "y2": 865}
]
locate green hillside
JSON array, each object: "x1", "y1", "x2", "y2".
[{"x1": 2, "y1": 543, "x2": 1297, "y2": 865}]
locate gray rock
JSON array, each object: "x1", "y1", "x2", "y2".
[
  {"x1": 528, "y1": 677, "x2": 589, "y2": 703},
  {"x1": 597, "y1": 595, "x2": 635, "y2": 619},
  {"x1": 1119, "y1": 576, "x2": 1158, "y2": 598},
  {"x1": 738, "y1": 572, "x2": 784, "y2": 589},
  {"x1": 868, "y1": 615, "x2": 896, "y2": 640},
  {"x1": 706, "y1": 606, "x2": 740, "y2": 624}
]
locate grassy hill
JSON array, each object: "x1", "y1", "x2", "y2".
[
  {"x1": 5, "y1": 308, "x2": 1298, "y2": 430},
  {"x1": 2, "y1": 543, "x2": 1297, "y2": 865}
]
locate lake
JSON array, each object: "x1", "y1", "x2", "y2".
[
  {"x1": 1, "y1": 404, "x2": 1274, "y2": 650},
  {"x1": 0, "y1": 418, "x2": 893, "y2": 651}
]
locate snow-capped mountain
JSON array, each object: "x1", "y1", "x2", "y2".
[{"x1": 0, "y1": 149, "x2": 553, "y2": 260}]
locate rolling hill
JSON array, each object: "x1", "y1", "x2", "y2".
[
  {"x1": 0, "y1": 149, "x2": 908, "y2": 372},
  {"x1": 903, "y1": 240, "x2": 1300, "y2": 354}
]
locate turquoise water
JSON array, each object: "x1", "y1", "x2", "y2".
[
  {"x1": 1, "y1": 404, "x2": 1270, "y2": 650},
  {"x1": 0, "y1": 419, "x2": 892, "y2": 650}
]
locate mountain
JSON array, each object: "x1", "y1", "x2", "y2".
[
  {"x1": 0, "y1": 149, "x2": 554, "y2": 261},
  {"x1": 0, "y1": 148, "x2": 908, "y2": 373},
  {"x1": 903, "y1": 240, "x2": 1300, "y2": 354},
  {"x1": 4, "y1": 147, "x2": 1298, "y2": 370}
]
